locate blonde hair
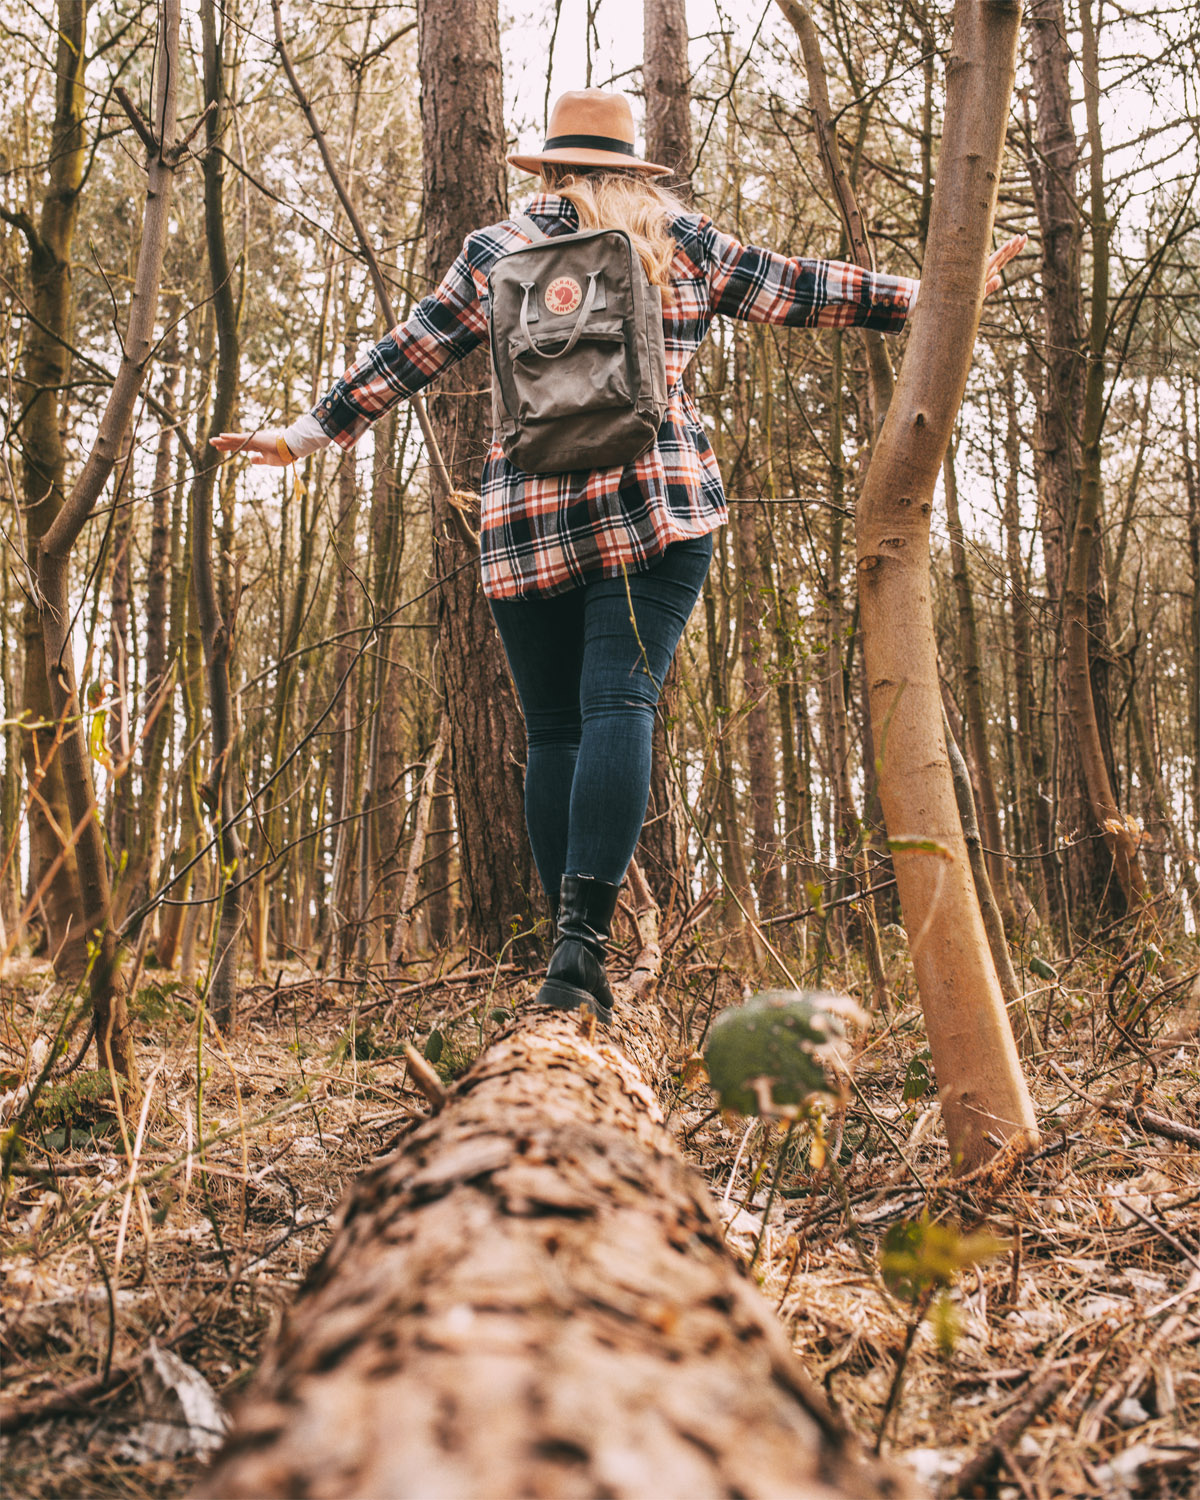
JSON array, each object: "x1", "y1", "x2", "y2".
[{"x1": 539, "y1": 167, "x2": 688, "y2": 289}]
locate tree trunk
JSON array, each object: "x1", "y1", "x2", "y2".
[
  {"x1": 418, "y1": 0, "x2": 536, "y2": 949},
  {"x1": 1001, "y1": 374, "x2": 1050, "y2": 923},
  {"x1": 735, "y1": 497, "x2": 782, "y2": 915},
  {"x1": 1182, "y1": 376, "x2": 1200, "y2": 854},
  {"x1": 11, "y1": 0, "x2": 89, "y2": 978},
  {"x1": 1061, "y1": 0, "x2": 1145, "y2": 910},
  {"x1": 635, "y1": 0, "x2": 694, "y2": 915},
  {"x1": 703, "y1": 557, "x2": 765, "y2": 961},
  {"x1": 388, "y1": 716, "x2": 447, "y2": 971},
  {"x1": 855, "y1": 0, "x2": 1037, "y2": 1168},
  {"x1": 34, "y1": 0, "x2": 185, "y2": 1087},
  {"x1": 106, "y1": 449, "x2": 135, "y2": 862},
  {"x1": 943, "y1": 447, "x2": 1017, "y2": 926},
  {"x1": 194, "y1": 0, "x2": 245, "y2": 1027},
  {"x1": 194, "y1": 1013, "x2": 920, "y2": 1500},
  {"x1": 1026, "y1": 0, "x2": 1112, "y2": 926},
  {"x1": 123, "y1": 340, "x2": 182, "y2": 924}
]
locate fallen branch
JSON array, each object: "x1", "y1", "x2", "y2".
[
  {"x1": 950, "y1": 1370, "x2": 1066, "y2": 1496},
  {"x1": 0, "y1": 1319, "x2": 196, "y2": 1434},
  {"x1": 1047, "y1": 1060, "x2": 1200, "y2": 1150},
  {"x1": 402, "y1": 1043, "x2": 448, "y2": 1114}
]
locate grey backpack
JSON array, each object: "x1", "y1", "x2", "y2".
[{"x1": 487, "y1": 214, "x2": 669, "y2": 475}]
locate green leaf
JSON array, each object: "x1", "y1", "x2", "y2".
[
  {"x1": 901, "y1": 1048, "x2": 934, "y2": 1103},
  {"x1": 704, "y1": 990, "x2": 846, "y2": 1118},
  {"x1": 880, "y1": 1216, "x2": 1006, "y2": 1305},
  {"x1": 423, "y1": 1029, "x2": 444, "y2": 1065},
  {"x1": 88, "y1": 709, "x2": 111, "y2": 768}
]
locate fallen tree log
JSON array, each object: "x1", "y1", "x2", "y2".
[{"x1": 194, "y1": 1012, "x2": 921, "y2": 1499}]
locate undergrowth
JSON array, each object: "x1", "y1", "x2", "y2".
[{"x1": 0, "y1": 911, "x2": 1196, "y2": 1499}]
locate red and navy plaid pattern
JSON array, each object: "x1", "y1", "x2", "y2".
[{"x1": 313, "y1": 194, "x2": 917, "y2": 599}]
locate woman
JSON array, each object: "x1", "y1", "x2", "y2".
[{"x1": 214, "y1": 88, "x2": 1022, "y2": 1025}]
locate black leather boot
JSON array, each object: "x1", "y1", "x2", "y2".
[{"x1": 534, "y1": 874, "x2": 621, "y2": 1026}]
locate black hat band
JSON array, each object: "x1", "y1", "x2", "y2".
[{"x1": 543, "y1": 133, "x2": 636, "y2": 156}]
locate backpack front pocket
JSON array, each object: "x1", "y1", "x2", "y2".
[{"x1": 507, "y1": 326, "x2": 632, "y2": 421}]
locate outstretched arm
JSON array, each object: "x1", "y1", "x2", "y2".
[
  {"x1": 699, "y1": 220, "x2": 1026, "y2": 331},
  {"x1": 701, "y1": 218, "x2": 919, "y2": 332},
  {"x1": 212, "y1": 245, "x2": 485, "y2": 466}
]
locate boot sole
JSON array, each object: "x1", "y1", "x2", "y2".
[{"x1": 534, "y1": 976, "x2": 613, "y2": 1027}]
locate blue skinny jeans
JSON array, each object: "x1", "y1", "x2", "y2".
[{"x1": 489, "y1": 534, "x2": 713, "y2": 900}]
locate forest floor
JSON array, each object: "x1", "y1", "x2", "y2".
[{"x1": 1, "y1": 924, "x2": 1198, "y2": 1500}]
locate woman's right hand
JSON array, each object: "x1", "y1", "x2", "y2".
[{"x1": 210, "y1": 431, "x2": 294, "y2": 467}]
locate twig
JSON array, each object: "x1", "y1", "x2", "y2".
[
  {"x1": 113, "y1": 85, "x2": 158, "y2": 155},
  {"x1": 403, "y1": 1044, "x2": 448, "y2": 1113},
  {"x1": 0, "y1": 1318, "x2": 196, "y2": 1433},
  {"x1": 1078, "y1": 1268, "x2": 1200, "y2": 1443},
  {"x1": 1046, "y1": 1059, "x2": 1200, "y2": 1149},
  {"x1": 1116, "y1": 1198, "x2": 1200, "y2": 1277},
  {"x1": 949, "y1": 1371, "x2": 1066, "y2": 1495}
]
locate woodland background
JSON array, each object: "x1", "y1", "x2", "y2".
[{"x1": 1, "y1": 0, "x2": 1198, "y2": 1495}]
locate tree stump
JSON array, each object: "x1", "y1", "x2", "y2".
[{"x1": 195, "y1": 1014, "x2": 921, "y2": 1499}]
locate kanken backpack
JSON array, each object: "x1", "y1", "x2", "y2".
[{"x1": 487, "y1": 214, "x2": 669, "y2": 475}]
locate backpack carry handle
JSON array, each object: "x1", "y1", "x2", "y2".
[{"x1": 519, "y1": 272, "x2": 601, "y2": 359}]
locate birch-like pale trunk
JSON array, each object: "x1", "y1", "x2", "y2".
[{"x1": 855, "y1": 0, "x2": 1037, "y2": 1168}]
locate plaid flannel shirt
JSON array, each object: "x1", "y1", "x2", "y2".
[{"x1": 313, "y1": 193, "x2": 918, "y2": 599}]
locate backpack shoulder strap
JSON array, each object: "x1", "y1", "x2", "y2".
[{"x1": 511, "y1": 213, "x2": 549, "y2": 244}]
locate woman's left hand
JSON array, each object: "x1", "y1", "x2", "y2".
[{"x1": 984, "y1": 233, "x2": 1027, "y2": 299}]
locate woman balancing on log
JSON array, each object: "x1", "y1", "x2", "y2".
[{"x1": 214, "y1": 89, "x2": 1023, "y2": 1027}]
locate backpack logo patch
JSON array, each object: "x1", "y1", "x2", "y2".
[{"x1": 545, "y1": 277, "x2": 582, "y2": 315}]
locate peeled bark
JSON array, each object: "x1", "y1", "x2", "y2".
[
  {"x1": 194, "y1": 1013, "x2": 920, "y2": 1500},
  {"x1": 855, "y1": 0, "x2": 1037, "y2": 1168}
]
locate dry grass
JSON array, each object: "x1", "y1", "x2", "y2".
[{"x1": 1, "y1": 925, "x2": 1197, "y2": 1500}]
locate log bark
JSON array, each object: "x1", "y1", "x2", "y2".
[
  {"x1": 854, "y1": 0, "x2": 1037, "y2": 1168},
  {"x1": 195, "y1": 1012, "x2": 921, "y2": 1500}
]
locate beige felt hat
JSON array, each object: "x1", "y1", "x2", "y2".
[{"x1": 507, "y1": 89, "x2": 670, "y2": 177}]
